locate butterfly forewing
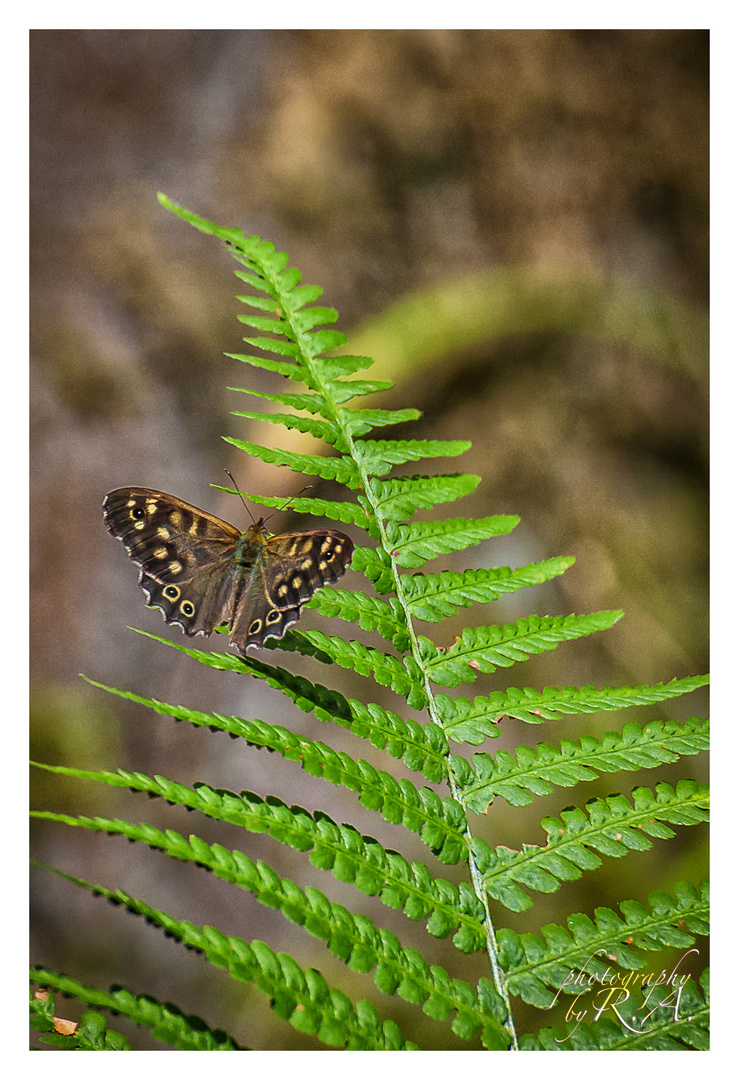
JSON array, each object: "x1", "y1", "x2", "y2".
[{"x1": 103, "y1": 487, "x2": 354, "y2": 651}]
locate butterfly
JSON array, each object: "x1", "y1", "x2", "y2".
[{"x1": 103, "y1": 487, "x2": 354, "y2": 652}]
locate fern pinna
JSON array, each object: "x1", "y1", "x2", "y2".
[{"x1": 30, "y1": 195, "x2": 709, "y2": 1052}]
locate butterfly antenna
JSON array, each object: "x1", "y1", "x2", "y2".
[
  {"x1": 224, "y1": 470, "x2": 257, "y2": 525},
  {"x1": 263, "y1": 485, "x2": 313, "y2": 525}
]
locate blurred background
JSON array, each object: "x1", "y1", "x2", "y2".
[{"x1": 30, "y1": 29, "x2": 708, "y2": 1049}]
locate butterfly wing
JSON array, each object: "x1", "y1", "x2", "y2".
[
  {"x1": 229, "y1": 529, "x2": 354, "y2": 651},
  {"x1": 103, "y1": 487, "x2": 243, "y2": 637}
]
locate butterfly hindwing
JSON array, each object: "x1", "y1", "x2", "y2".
[
  {"x1": 230, "y1": 529, "x2": 355, "y2": 651},
  {"x1": 103, "y1": 487, "x2": 354, "y2": 652}
]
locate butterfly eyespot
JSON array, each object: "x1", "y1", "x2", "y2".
[
  {"x1": 265, "y1": 610, "x2": 282, "y2": 625},
  {"x1": 248, "y1": 619, "x2": 263, "y2": 634},
  {"x1": 180, "y1": 600, "x2": 195, "y2": 617},
  {"x1": 132, "y1": 506, "x2": 145, "y2": 520},
  {"x1": 163, "y1": 585, "x2": 180, "y2": 601}
]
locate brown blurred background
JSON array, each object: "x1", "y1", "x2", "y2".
[{"x1": 30, "y1": 30, "x2": 708, "y2": 1049}]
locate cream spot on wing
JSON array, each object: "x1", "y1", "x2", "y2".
[
  {"x1": 168, "y1": 560, "x2": 183, "y2": 575},
  {"x1": 153, "y1": 546, "x2": 168, "y2": 560},
  {"x1": 157, "y1": 527, "x2": 171, "y2": 540}
]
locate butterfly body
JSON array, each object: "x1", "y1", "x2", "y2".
[{"x1": 103, "y1": 487, "x2": 354, "y2": 652}]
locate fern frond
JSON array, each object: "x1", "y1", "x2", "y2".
[
  {"x1": 31, "y1": 772, "x2": 487, "y2": 948},
  {"x1": 72, "y1": 681, "x2": 466, "y2": 862},
  {"x1": 306, "y1": 588, "x2": 409, "y2": 648},
  {"x1": 226, "y1": 350, "x2": 311, "y2": 381},
  {"x1": 329, "y1": 379, "x2": 396, "y2": 403},
  {"x1": 367, "y1": 474, "x2": 482, "y2": 521},
  {"x1": 341, "y1": 407, "x2": 423, "y2": 436},
  {"x1": 229, "y1": 384, "x2": 421, "y2": 435},
  {"x1": 474, "y1": 781, "x2": 709, "y2": 912},
  {"x1": 437, "y1": 674, "x2": 711, "y2": 741},
  {"x1": 497, "y1": 880, "x2": 708, "y2": 1006},
  {"x1": 228, "y1": 385, "x2": 332, "y2": 414},
  {"x1": 352, "y1": 545, "x2": 396, "y2": 592},
  {"x1": 121, "y1": 635, "x2": 450, "y2": 782},
  {"x1": 285, "y1": 629, "x2": 429, "y2": 709},
  {"x1": 353, "y1": 438, "x2": 472, "y2": 477},
  {"x1": 48, "y1": 195, "x2": 707, "y2": 1051},
  {"x1": 31, "y1": 966, "x2": 242, "y2": 1050},
  {"x1": 400, "y1": 559, "x2": 575, "y2": 622},
  {"x1": 34, "y1": 866, "x2": 510, "y2": 1049},
  {"x1": 214, "y1": 488, "x2": 369, "y2": 529},
  {"x1": 427, "y1": 612, "x2": 623, "y2": 687},
  {"x1": 453, "y1": 715, "x2": 710, "y2": 810},
  {"x1": 230, "y1": 408, "x2": 347, "y2": 448},
  {"x1": 223, "y1": 437, "x2": 359, "y2": 485},
  {"x1": 30, "y1": 988, "x2": 132, "y2": 1051},
  {"x1": 386, "y1": 515, "x2": 519, "y2": 568},
  {"x1": 34, "y1": 918, "x2": 413, "y2": 1051}
]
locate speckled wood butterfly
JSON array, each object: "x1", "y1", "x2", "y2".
[{"x1": 103, "y1": 487, "x2": 354, "y2": 652}]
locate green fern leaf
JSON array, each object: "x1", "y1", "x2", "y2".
[
  {"x1": 341, "y1": 407, "x2": 422, "y2": 436},
  {"x1": 230, "y1": 408, "x2": 347, "y2": 448},
  {"x1": 386, "y1": 515, "x2": 519, "y2": 568},
  {"x1": 367, "y1": 473, "x2": 482, "y2": 521},
  {"x1": 283, "y1": 630, "x2": 428, "y2": 708},
  {"x1": 454, "y1": 715, "x2": 709, "y2": 810},
  {"x1": 214, "y1": 488, "x2": 369, "y2": 529},
  {"x1": 32, "y1": 773, "x2": 486, "y2": 947},
  {"x1": 223, "y1": 437, "x2": 359, "y2": 485},
  {"x1": 32, "y1": 967, "x2": 241, "y2": 1050},
  {"x1": 497, "y1": 880, "x2": 708, "y2": 1006},
  {"x1": 474, "y1": 781, "x2": 709, "y2": 911},
  {"x1": 118, "y1": 637, "x2": 451, "y2": 781},
  {"x1": 226, "y1": 350, "x2": 310, "y2": 381},
  {"x1": 400, "y1": 559, "x2": 575, "y2": 622},
  {"x1": 354, "y1": 438, "x2": 471, "y2": 475},
  {"x1": 228, "y1": 385, "x2": 331, "y2": 414},
  {"x1": 427, "y1": 612, "x2": 623, "y2": 687},
  {"x1": 71, "y1": 682, "x2": 464, "y2": 860},
  {"x1": 437, "y1": 675, "x2": 710, "y2": 741},
  {"x1": 306, "y1": 588, "x2": 410, "y2": 648}
]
